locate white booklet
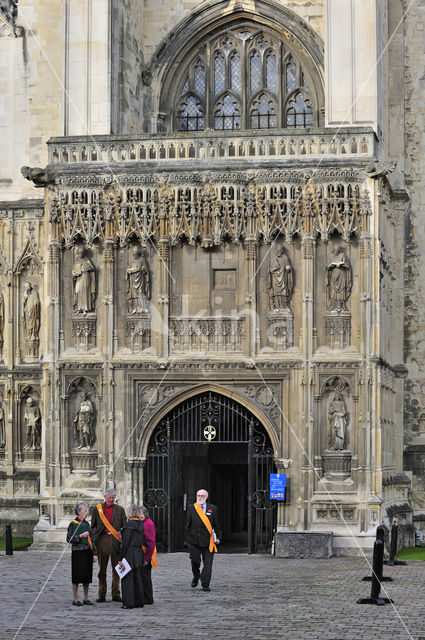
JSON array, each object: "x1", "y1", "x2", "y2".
[{"x1": 115, "y1": 558, "x2": 131, "y2": 579}]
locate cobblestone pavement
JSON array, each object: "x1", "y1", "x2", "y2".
[{"x1": 0, "y1": 551, "x2": 424, "y2": 640}]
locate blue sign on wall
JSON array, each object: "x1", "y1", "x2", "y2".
[{"x1": 270, "y1": 473, "x2": 287, "y2": 501}]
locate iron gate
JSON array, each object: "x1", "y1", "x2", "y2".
[{"x1": 143, "y1": 391, "x2": 277, "y2": 553}]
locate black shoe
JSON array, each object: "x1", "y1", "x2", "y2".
[
  {"x1": 191, "y1": 578, "x2": 199, "y2": 588},
  {"x1": 202, "y1": 585, "x2": 211, "y2": 592},
  {"x1": 96, "y1": 596, "x2": 106, "y2": 603},
  {"x1": 83, "y1": 600, "x2": 94, "y2": 605},
  {"x1": 121, "y1": 605, "x2": 133, "y2": 609},
  {"x1": 112, "y1": 596, "x2": 123, "y2": 602},
  {"x1": 72, "y1": 601, "x2": 83, "y2": 606}
]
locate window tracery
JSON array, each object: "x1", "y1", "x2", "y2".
[{"x1": 172, "y1": 25, "x2": 320, "y2": 131}]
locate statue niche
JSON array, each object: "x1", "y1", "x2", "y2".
[
  {"x1": 71, "y1": 245, "x2": 97, "y2": 350},
  {"x1": 68, "y1": 378, "x2": 98, "y2": 472},
  {"x1": 22, "y1": 281, "x2": 41, "y2": 359},
  {"x1": 321, "y1": 383, "x2": 352, "y2": 480},
  {"x1": 126, "y1": 245, "x2": 151, "y2": 351},
  {"x1": 325, "y1": 245, "x2": 352, "y2": 348},
  {"x1": 0, "y1": 286, "x2": 4, "y2": 360},
  {"x1": 0, "y1": 391, "x2": 5, "y2": 459},
  {"x1": 19, "y1": 388, "x2": 42, "y2": 462},
  {"x1": 267, "y1": 245, "x2": 294, "y2": 349}
]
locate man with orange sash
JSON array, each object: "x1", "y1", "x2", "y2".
[
  {"x1": 185, "y1": 489, "x2": 222, "y2": 592},
  {"x1": 90, "y1": 488, "x2": 127, "y2": 602}
]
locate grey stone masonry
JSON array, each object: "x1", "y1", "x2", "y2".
[{"x1": 275, "y1": 531, "x2": 334, "y2": 558}]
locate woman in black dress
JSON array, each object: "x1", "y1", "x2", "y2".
[
  {"x1": 118, "y1": 504, "x2": 145, "y2": 609},
  {"x1": 66, "y1": 501, "x2": 97, "y2": 606}
]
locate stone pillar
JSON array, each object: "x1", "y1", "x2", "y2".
[
  {"x1": 64, "y1": 0, "x2": 111, "y2": 135},
  {"x1": 325, "y1": 0, "x2": 378, "y2": 131},
  {"x1": 301, "y1": 236, "x2": 315, "y2": 530},
  {"x1": 244, "y1": 240, "x2": 257, "y2": 357}
]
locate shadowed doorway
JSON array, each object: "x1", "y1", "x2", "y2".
[{"x1": 143, "y1": 391, "x2": 276, "y2": 553}]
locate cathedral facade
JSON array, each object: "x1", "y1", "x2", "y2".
[{"x1": 0, "y1": 0, "x2": 421, "y2": 555}]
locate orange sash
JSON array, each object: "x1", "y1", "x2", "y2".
[
  {"x1": 97, "y1": 504, "x2": 121, "y2": 542},
  {"x1": 194, "y1": 503, "x2": 217, "y2": 553},
  {"x1": 72, "y1": 519, "x2": 93, "y2": 551},
  {"x1": 142, "y1": 544, "x2": 159, "y2": 568}
]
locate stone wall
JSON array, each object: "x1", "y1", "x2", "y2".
[{"x1": 403, "y1": 0, "x2": 425, "y2": 522}]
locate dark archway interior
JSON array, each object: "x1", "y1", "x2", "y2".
[{"x1": 143, "y1": 391, "x2": 276, "y2": 553}]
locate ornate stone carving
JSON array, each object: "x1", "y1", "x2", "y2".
[
  {"x1": 72, "y1": 318, "x2": 96, "y2": 350},
  {"x1": 72, "y1": 245, "x2": 96, "y2": 314},
  {"x1": 73, "y1": 394, "x2": 95, "y2": 450},
  {"x1": 0, "y1": 393, "x2": 5, "y2": 454},
  {"x1": 126, "y1": 245, "x2": 151, "y2": 314},
  {"x1": 70, "y1": 450, "x2": 98, "y2": 472},
  {"x1": 321, "y1": 450, "x2": 352, "y2": 480},
  {"x1": 22, "y1": 281, "x2": 40, "y2": 358},
  {"x1": 21, "y1": 165, "x2": 54, "y2": 187},
  {"x1": 268, "y1": 246, "x2": 293, "y2": 313},
  {"x1": 267, "y1": 316, "x2": 293, "y2": 350},
  {"x1": 126, "y1": 318, "x2": 151, "y2": 351},
  {"x1": 0, "y1": 286, "x2": 4, "y2": 356},
  {"x1": 327, "y1": 392, "x2": 348, "y2": 451},
  {"x1": 326, "y1": 246, "x2": 352, "y2": 312},
  {"x1": 23, "y1": 396, "x2": 42, "y2": 452},
  {"x1": 169, "y1": 317, "x2": 245, "y2": 352}
]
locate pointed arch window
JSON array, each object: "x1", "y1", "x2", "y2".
[{"x1": 172, "y1": 25, "x2": 320, "y2": 131}]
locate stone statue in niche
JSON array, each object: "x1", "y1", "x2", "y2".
[
  {"x1": 22, "y1": 281, "x2": 40, "y2": 341},
  {"x1": 72, "y1": 245, "x2": 96, "y2": 314},
  {"x1": 326, "y1": 246, "x2": 352, "y2": 312},
  {"x1": 268, "y1": 246, "x2": 294, "y2": 312},
  {"x1": 327, "y1": 392, "x2": 348, "y2": 451},
  {"x1": 0, "y1": 402, "x2": 5, "y2": 448},
  {"x1": 73, "y1": 393, "x2": 95, "y2": 449},
  {"x1": 126, "y1": 245, "x2": 151, "y2": 314},
  {"x1": 23, "y1": 396, "x2": 42, "y2": 449}
]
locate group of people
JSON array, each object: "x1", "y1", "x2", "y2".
[
  {"x1": 67, "y1": 487, "x2": 222, "y2": 609},
  {"x1": 66, "y1": 488, "x2": 156, "y2": 609}
]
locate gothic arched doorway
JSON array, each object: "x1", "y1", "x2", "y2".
[{"x1": 143, "y1": 391, "x2": 276, "y2": 553}]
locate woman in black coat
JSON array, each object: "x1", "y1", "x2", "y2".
[
  {"x1": 66, "y1": 501, "x2": 97, "y2": 606},
  {"x1": 118, "y1": 504, "x2": 145, "y2": 609}
]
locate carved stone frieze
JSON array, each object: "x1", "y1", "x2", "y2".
[
  {"x1": 126, "y1": 317, "x2": 151, "y2": 351},
  {"x1": 233, "y1": 383, "x2": 281, "y2": 435},
  {"x1": 50, "y1": 170, "x2": 371, "y2": 247},
  {"x1": 72, "y1": 317, "x2": 96, "y2": 350},
  {"x1": 169, "y1": 317, "x2": 245, "y2": 353}
]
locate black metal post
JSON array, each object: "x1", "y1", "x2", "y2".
[
  {"x1": 5, "y1": 522, "x2": 13, "y2": 556},
  {"x1": 357, "y1": 526, "x2": 394, "y2": 605},
  {"x1": 385, "y1": 519, "x2": 407, "y2": 566},
  {"x1": 362, "y1": 525, "x2": 393, "y2": 582}
]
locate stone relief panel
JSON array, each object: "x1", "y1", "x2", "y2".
[
  {"x1": 67, "y1": 377, "x2": 98, "y2": 472},
  {"x1": 18, "y1": 386, "x2": 42, "y2": 463}
]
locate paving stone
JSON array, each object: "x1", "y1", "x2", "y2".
[{"x1": 0, "y1": 552, "x2": 424, "y2": 640}]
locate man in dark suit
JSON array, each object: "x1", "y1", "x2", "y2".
[
  {"x1": 90, "y1": 488, "x2": 127, "y2": 602},
  {"x1": 185, "y1": 489, "x2": 222, "y2": 592}
]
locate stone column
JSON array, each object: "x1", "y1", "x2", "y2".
[
  {"x1": 325, "y1": 0, "x2": 378, "y2": 130},
  {"x1": 301, "y1": 235, "x2": 316, "y2": 530},
  {"x1": 244, "y1": 240, "x2": 257, "y2": 357}
]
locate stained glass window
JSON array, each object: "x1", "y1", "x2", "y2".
[
  {"x1": 177, "y1": 95, "x2": 205, "y2": 131},
  {"x1": 214, "y1": 94, "x2": 241, "y2": 130},
  {"x1": 172, "y1": 27, "x2": 318, "y2": 131},
  {"x1": 214, "y1": 54, "x2": 225, "y2": 95},
  {"x1": 250, "y1": 52, "x2": 261, "y2": 93},
  {"x1": 286, "y1": 92, "x2": 313, "y2": 127},
  {"x1": 251, "y1": 93, "x2": 277, "y2": 129},
  {"x1": 266, "y1": 52, "x2": 277, "y2": 93},
  {"x1": 286, "y1": 57, "x2": 296, "y2": 91},
  {"x1": 194, "y1": 60, "x2": 206, "y2": 97},
  {"x1": 230, "y1": 53, "x2": 241, "y2": 93}
]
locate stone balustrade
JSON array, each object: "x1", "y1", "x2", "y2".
[
  {"x1": 48, "y1": 129, "x2": 375, "y2": 166},
  {"x1": 169, "y1": 316, "x2": 245, "y2": 352}
]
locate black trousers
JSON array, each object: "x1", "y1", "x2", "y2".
[
  {"x1": 189, "y1": 545, "x2": 214, "y2": 587},
  {"x1": 141, "y1": 561, "x2": 153, "y2": 604}
]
